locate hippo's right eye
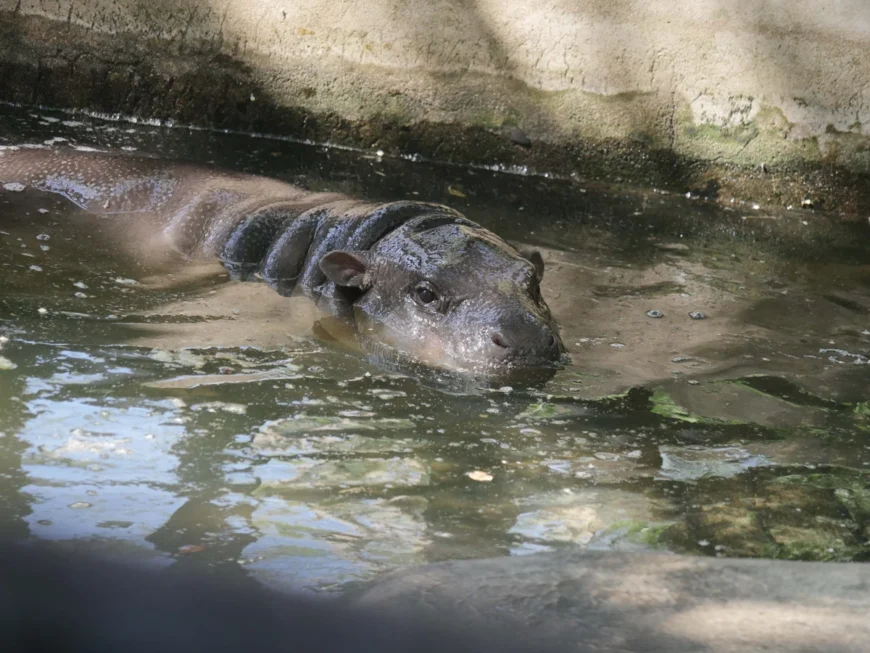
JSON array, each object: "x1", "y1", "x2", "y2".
[{"x1": 414, "y1": 283, "x2": 438, "y2": 306}]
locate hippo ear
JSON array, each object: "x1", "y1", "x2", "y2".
[
  {"x1": 319, "y1": 250, "x2": 372, "y2": 288},
  {"x1": 513, "y1": 245, "x2": 546, "y2": 281}
]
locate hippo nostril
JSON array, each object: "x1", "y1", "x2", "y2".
[
  {"x1": 546, "y1": 335, "x2": 555, "y2": 348},
  {"x1": 491, "y1": 332, "x2": 510, "y2": 349}
]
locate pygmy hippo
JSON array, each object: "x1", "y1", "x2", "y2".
[{"x1": 0, "y1": 148, "x2": 567, "y2": 386}]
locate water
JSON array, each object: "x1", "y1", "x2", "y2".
[{"x1": 1, "y1": 106, "x2": 869, "y2": 592}]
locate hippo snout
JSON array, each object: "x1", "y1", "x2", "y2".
[{"x1": 487, "y1": 323, "x2": 564, "y2": 365}]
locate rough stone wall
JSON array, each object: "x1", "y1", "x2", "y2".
[{"x1": 1, "y1": 0, "x2": 870, "y2": 213}]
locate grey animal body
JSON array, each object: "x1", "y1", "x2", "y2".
[{"x1": 0, "y1": 148, "x2": 566, "y2": 385}]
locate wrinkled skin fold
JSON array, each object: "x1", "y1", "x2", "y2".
[{"x1": 0, "y1": 148, "x2": 568, "y2": 387}]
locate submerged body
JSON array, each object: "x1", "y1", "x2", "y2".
[{"x1": 0, "y1": 147, "x2": 566, "y2": 385}]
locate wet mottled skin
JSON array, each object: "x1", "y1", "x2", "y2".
[{"x1": 0, "y1": 148, "x2": 566, "y2": 386}]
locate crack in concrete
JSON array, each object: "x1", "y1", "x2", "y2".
[{"x1": 730, "y1": 132, "x2": 760, "y2": 160}]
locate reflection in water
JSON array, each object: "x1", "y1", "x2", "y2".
[
  {"x1": 0, "y1": 364, "x2": 30, "y2": 540},
  {"x1": 1, "y1": 106, "x2": 869, "y2": 590}
]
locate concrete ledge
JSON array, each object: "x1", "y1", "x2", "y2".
[
  {"x1": 349, "y1": 549, "x2": 870, "y2": 652},
  {"x1": 2, "y1": 2, "x2": 870, "y2": 214}
]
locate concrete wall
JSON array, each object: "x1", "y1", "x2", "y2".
[{"x1": 2, "y1": 0, "x2": 870, "y2": 212}]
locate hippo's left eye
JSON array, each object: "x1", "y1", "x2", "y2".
[
  {"x1": 414, "y1": 282, "x2": 439, "y2": 307},
  {"x1": 414, "y1": 284, "x2": 438, "y2": 304}
]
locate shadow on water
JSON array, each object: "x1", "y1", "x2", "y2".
[{"x1": 0, "y1": 105, "x2": 869, "y2": 591}]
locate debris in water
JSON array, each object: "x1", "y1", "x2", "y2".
[
  {"x1": 688, "y1": 311, "x2": 706, "y2": 320},
  {"x1": 191, "y1": 401, "x2": 248, "y2": 415},
  {"x1": 178, "y1": 544, "x2": 208, "y2": 555},
  {"x1": 37, "y1": 307, "x2": 48, "y2": 315},
  {"x1": 646, "y1": 309, "x2": 664, "y2": 318},
  {"x1": 468, "y1": 470, "x2": 494, "y2": 482},
  {"x1": 369, "y1": 388, "x2": 407, "y2": 400},
  {"x1": 36, "y1": 234, "x2": 50, "y2": 241},
  {"x1": 68, "y1": 502, "x2": 92, "y2": 509},
  {"x1": 2, "y1": 182, "x2": 25, "y2": 192},
  {"x1": 0, "y1": 356, "x2": 16, "y2": 370}
]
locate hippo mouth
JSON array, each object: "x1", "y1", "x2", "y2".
[{"x1": 362, "y1": 340, "x2": 569, "y2": 392}]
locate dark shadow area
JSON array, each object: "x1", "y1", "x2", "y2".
[{"x1": 0, "y1": 540, "x2": 571, "y2": 653}]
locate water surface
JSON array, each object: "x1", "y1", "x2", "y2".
[{"x1": 1, "y1": 106, "x2": 869, "y2": 591}]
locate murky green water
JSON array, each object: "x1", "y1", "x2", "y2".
[{"x1": 1, "y1": 106, "x2": 869, "y2": 591}]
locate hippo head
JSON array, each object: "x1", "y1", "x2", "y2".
[{"x1": 318, "y1": 215, "x2": 567, "y2": 387}]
